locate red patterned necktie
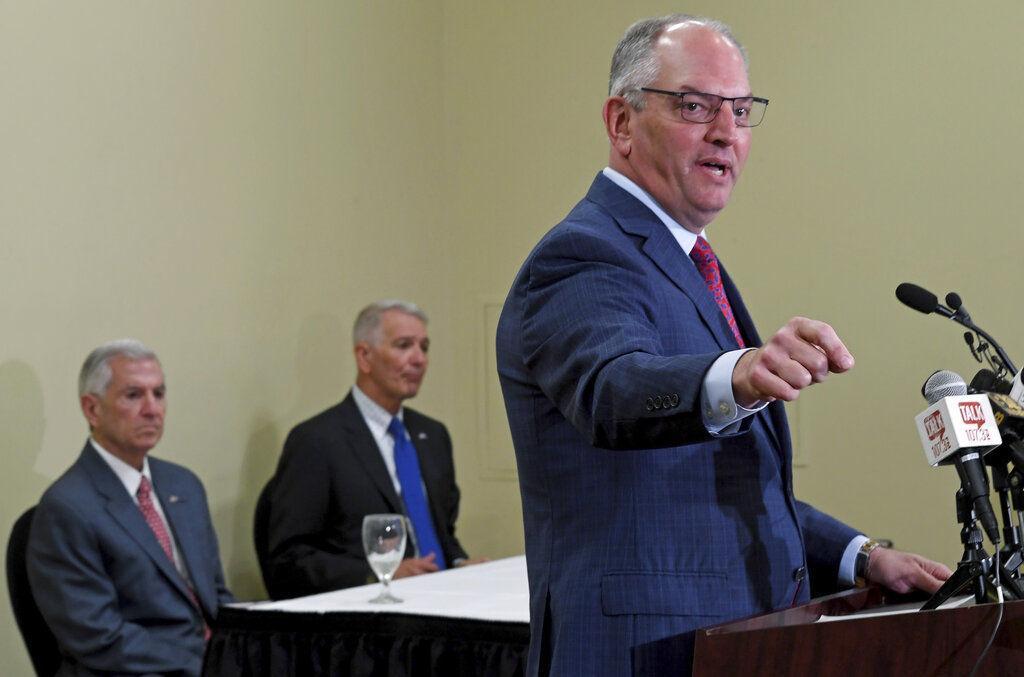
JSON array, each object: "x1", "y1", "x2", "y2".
[
  {"x1": 137, "y1": 476, "x2": 210, "y2": 639},
  {"x1": 689, "y1": 236, "x2": 745, "y2": 348},
  {"x1": 137, "y1": 476, "x2": 175, "y2": 562}
]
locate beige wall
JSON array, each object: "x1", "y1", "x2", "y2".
[{"x1": 2, "y1": 1, "x2": 1023, "y2": 673}]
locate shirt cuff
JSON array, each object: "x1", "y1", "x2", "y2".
[
  {"x1": 701, "y1": 348, "x2": 767, "y2": 435},
  {"x1": 839, "y1": 535, "x2": 871, "y2": 587}
]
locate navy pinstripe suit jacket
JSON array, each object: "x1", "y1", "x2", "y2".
[{"x1": 496, "y1": 173, "x2": 857, "y2": 676}]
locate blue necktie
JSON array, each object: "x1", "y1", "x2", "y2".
[{"x1": 388, "y1": 416, "x2": 446, "y2": 570}]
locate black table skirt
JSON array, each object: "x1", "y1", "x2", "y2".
[{"x1": 202, "y1": 606, "x2": 529, "y2": 677}]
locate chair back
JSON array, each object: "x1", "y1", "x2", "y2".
[
  {"x1": 6, "y1": 506, "x2": 61, "y2": 677},
  {"x1": 253, "y1": 480, "x2": 275, "y2": 597}
]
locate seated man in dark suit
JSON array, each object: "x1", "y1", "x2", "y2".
[
  {"x1": 264, "y1": 300, "x2": 481, "y2": 599},
  {"x1": 27, "y1": 339, "x2": 234, "y2": 677}
]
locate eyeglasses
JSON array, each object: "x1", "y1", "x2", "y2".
[{"x1": 639, "y1": 88, "x2": 769, "y2": 128}]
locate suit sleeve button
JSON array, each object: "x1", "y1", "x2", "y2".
[{"x1": 645, "y1": 397, "x2": 654, "y2": 411}]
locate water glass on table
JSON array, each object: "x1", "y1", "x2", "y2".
[{"x1": 362, "y1": 513, "x2": 407, "y2": 604}]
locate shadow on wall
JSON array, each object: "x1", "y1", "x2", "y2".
[
  {"x1": 221, "y1": 313, "x2": 350, "y2": 601},
  {"x1": 219, "y1": 412, "x2": 280, "y2": 601},
  {"x1": 0, "y1": 360, "x2": 52, "y2": 674}
]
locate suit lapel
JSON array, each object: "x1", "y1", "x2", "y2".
[
  {"x1": 337, "y1": 395, "x2": 403, "y2": 512},
  {"x1": 719, "y1": 261, "x2": 760, "y2": 348},
  {"x1": 590, "y1": 174, "x2": 792, "y2": 464},
  {"x1": 151, "y1": 462, "x2": 211, "y2": 613},
  {"x1": 79, "y1": 445, "x2": 195, "y2": 605},
  {"x1": 720, "y1": 259, "x2": 788, "y2": 461},
  {"x1": 587, "y1": 174, "x2": 738, "y2": 351}
]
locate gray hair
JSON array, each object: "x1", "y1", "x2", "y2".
[
  {"x1": 609, "y1": 14, "x2": 748, "y2": 110},
  {"x1": 79, "y1": 338, "x2": 159, "y2": 397},
  {"x1": 353, "y1": 300, "x2": 428, "y2": 346}
]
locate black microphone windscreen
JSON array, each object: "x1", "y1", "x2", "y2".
[
  {"x1": 970, "y1": 369, "x2": 1013, "y2": 395},
  {"x1": 896, "y1": 283, "x2": 939, "y2": 314},
  {"x1": 945, "y1": 292, "x2": 963, "y2": 310},
  {"x1": 922, "y1": 370, "x2": 967, "y2": 404}
]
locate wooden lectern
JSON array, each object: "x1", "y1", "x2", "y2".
[{"x1": 684, "y1": 587, "x2": 1024, "y2": 674}]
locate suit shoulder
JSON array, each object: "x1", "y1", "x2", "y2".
[
  {"x1": 402, "y1": 406, "x2": 447, "y2": 433},
  {"x1": 276, "y1": 400, "x2": 353, "y2": 474},
  {"x1": 536, "y1": 204, "x2": 620, "y2": 253},
  {"x1": 33, "y1": 462, "x2": 106, "y2": 534},
  {"x1": 37, "y1": 466, "x2": 92, "y2": 511},
  {"x1": 148, "y1": 456, "x2": 205, "y2": 493},
  {"x1": 288, "y1": 400, "x2": 349, "y2": 439},
  {"x1": 523, "y1": 208, "x2": 639, "y2": 283},
  {"x1": 37, "y1": 446, "x2": 109, "y2": 502},
  {"x1": 148, "y1": 455, "x2": 198, "y2": 478}
]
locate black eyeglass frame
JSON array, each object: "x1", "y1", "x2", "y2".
[{"x1": 638, "y1": 87, "x2": 770, "y2": 128}]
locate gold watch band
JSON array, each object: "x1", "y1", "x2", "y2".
[{"x1": 854, "y1": 539, "x2": 882, "y2": 588}]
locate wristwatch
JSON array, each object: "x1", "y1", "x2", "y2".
[{"x1": 854, "y1": 539, "x2": 882, "y2": 588}]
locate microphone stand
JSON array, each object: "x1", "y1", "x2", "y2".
[
  {"x1": 921, "y1": 490, "x2": 1024, "y2": 610},
  {"x1": 1004, "y1": 460, "x2": 1024, "y2": 576},
  {"x1": 991, "y1": 464, "x2": 1023, "y2": 576},
  {"x1": 945, "y1": 294, "x2": 1018, "y2": 376},
  {"x1": 986, "y1": 448, "x2": 1022, "y2": 575}
]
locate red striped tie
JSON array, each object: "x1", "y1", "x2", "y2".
[
  {"x1": 689, "y1": 236, "x2": 745, "y2": 348},
  {"x1": 137, "y1": 477, "x2": 210, "y2": 640}
]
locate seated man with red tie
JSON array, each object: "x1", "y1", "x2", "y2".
[
  {"x1": 263, "y1": 300, "x2": 482, "y2": 599},
  {"x1": 27, "y1": 339, "x2": 234, "y2": 677}
]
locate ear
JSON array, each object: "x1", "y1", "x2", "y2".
[
  {"x1": 354, "y1": 342, "x2": 373, "y2": 375},
  {"x1": 603, "y1": 96, "x2": 633, "y2": 157},
  {"x1": 80, "y1": 394, "x2": 99, "y2": 429}
]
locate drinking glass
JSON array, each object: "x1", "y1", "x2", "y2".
[{"x1": 362, "y1": 513, "x2": 407, "y2": 603}]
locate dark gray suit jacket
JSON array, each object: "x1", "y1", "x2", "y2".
[
  {"x1": 27, "y1": 442, "x2": 233, "y2": 677},
  {"x1": 264, "y1": 392, "x2": 467, "y2": 599}
]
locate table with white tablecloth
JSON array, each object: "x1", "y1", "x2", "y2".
[{"x1": 202, "y1": 556, "x2": 530, "y2": 677}]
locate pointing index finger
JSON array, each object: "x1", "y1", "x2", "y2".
[{"x1": 793, "y1": 317, "x2": 855, "y2": 372}]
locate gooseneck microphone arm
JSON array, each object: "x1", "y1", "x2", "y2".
[{"x1": 896, "y1": 282, "x2": 1018, "y2": 374}]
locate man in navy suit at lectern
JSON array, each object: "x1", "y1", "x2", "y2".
[{"x1": 496, "y1": 14, "x2": 951, "y2": 676}]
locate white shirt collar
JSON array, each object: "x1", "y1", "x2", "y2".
[
  {"x1": 90, "y1": 438, "x2": 152, "y2": 500},
  {"x1": 601, "y1": 166, "x2": 707, "y2": 255},
  {"x1": 352, "y1": 385, "x2": 404, "y2": 441}
]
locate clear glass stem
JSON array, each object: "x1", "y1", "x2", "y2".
[{"x1": 370, "y1": 573, "x2": 402, "y2": 604}]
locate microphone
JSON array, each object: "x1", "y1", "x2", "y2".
[
  {"x1": 945, "y1": 292, "x2": 972, "y2": 324},
  {"x1": 982, "y1": 391, "x2": 1024, "y2": 467},
  {"x1": 916, "y1": 370, "x2": 1002, "y2": 545},
  {"x1": 968, "y1": 375, "x2": 1024, "y2": 549},
  {"x1": 896, "y1": 282, "x2": 955, "y2": 318},
  {"x1": 969, "y1": 368, "x2": 1012, "y2": 396},
  {"x1": 1011, "y1": 369, "x2": 1024, "y2": 404},
  {"x1": 895, "y1": 282, "x2": 1018, "y2": 375},
  {"x1": 967, "y1": 369, "x2": 1024, "y2": 464}
]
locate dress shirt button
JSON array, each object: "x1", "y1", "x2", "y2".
[
  {"x1": 792, "y1": 565, "x2": 807, "y2": 582},
  {"x1": 718, "y1": 401, "x2": 733, "y2": 417},
  {"x1": 645, "y1": 397, "x2": 654, "y2": 412}
]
